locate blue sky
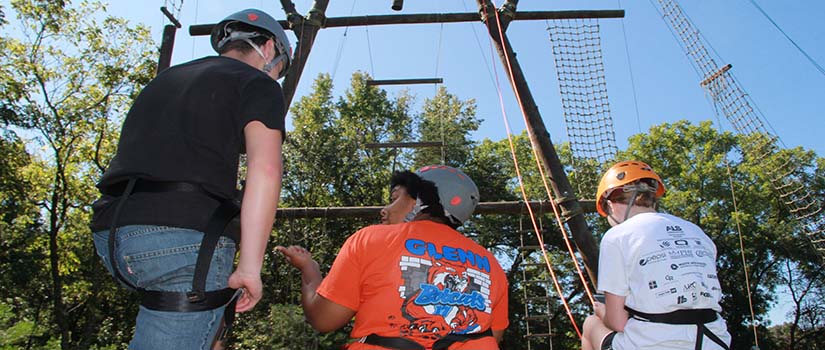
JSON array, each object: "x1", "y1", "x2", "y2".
[
  {"x1": 86, "y1": 0, "x2": 825, "y2": 327},
  {"x1": 108, "y1": 0, "x2": 825, "y2": 159}
]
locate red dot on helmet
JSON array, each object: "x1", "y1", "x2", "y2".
[
  {"x1": 450, "y1": 196, "x2": 462, "y2": 206},
  {"x1": 248, "y1": 13, "x2": 259, "y2": 21}
]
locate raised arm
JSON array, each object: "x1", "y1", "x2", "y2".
[{"x1": 276, "y1": 245, "x2": 356, "y2": 332}]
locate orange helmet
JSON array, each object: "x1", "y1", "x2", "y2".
[{"x1": 596, "y1": 160, "x2": 665, "y2": 217}]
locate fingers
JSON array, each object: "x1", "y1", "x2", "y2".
[
  {"x1": 275, "y1": 245, "x2": 309, "y2": 255},
  {"x1": 234, "y1": 283, "x2": 262, "y2": 313}
]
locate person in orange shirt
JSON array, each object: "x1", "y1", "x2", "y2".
[{"x1": 277, "y1": 165, "x2": 509, "y2": 349}]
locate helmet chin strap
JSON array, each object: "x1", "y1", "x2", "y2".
[
  {"x1": 623, "y1": 190, "x2": 640, "y2": 222},
  {"x1": 611, "y1": 181, "x2": 657, "y2": 223},
  {"x1": 403, "y1": 198, "x2": 428, "y2": 222},
  {"x1": 218, "y1": 24, "x2": 283, "y2": 74}
]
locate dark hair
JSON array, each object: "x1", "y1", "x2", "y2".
[
  {"x1": 389, "y1": 170, "x2": 455, "y2": 228},
  {"x1": 216, "y1": 22, "x2": 273, "y2": 55},
  {"x1": 607, "y1": 178, "x2": 659, "y2": 209}
]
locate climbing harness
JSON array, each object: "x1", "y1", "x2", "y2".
[
  {"x1": 625, "y1": 307, "x2": 730, "y2": 350},
  {"x1": 103, "y1": 178, "x2": 241, "y2": 341},
  {"x1": 359, "y1": 329, "x2": 494, "y2": 350}
]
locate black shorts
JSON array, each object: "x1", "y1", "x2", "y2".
[{"x1": 601, "y1": 331, "x2": 617, "y2": 350}]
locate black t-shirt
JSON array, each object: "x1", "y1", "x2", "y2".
[{"x1": 90, "y1": 56, "x2": 285, "y2": 233}]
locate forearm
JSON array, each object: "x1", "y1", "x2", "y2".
[
  {"x1": 238, "y1": 155, "x2": 282, "y2": 273},
  {"x1": 603, "y1": 293, "x2": 629, "y2": 332},
  {"x1": 298, "y1": 261, "x2": 325, "y2": 324}
]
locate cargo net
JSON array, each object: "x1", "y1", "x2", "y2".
[
  {"x1": 547, "y1": 19, "x2": 618, "y2": 198},
  {"x1": 658, "y1": 0, "x2": 825, "y2": 253}
]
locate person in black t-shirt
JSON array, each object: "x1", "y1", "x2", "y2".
[{"x1": 90, "y1": 9, "x2": 291, "y2": 349}]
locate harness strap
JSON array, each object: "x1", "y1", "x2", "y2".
[
  {"x1": 432, "y1": 329, "x2": 494, "y2": 350},
  {"x1": 362, "y1": 329, "x2": 493, "y2": 350},
  {"x1": 625, "y1": 307, "x2": 730, "y2": 350},
  {"x1": 141, "y1": 288, "x2": 237, "y2": 312},
  {"x1": 361, "y1": 334, "x2": 424, "y2": 350},
  {"x1": 103, "y1": 178, "x2": 240, "y2": 308}
]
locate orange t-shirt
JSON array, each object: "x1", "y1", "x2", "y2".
[{"x1": 317, "y1": 220, "x2": 509, "y2": 350}]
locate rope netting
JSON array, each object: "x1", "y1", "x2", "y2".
[
  {"x1": 547, "y1": 18, "x2": 619, "y2": 198},
  {"x1": 657, "y1": 0, "x2": 825, "y2": 254}
]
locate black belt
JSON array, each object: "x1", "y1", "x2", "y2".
[
  {"x1": 362, "y1": 329, "x2": 493, "y2": 350},
  {"x1": 626, "y1": 307, "x2": 730, "y2": 350},
  {"x1": 104, "y1": 178, "x2": 241, "y2": 338}
]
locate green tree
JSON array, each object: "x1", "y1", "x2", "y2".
[
  {"x1": 0, "y1": 1, "x2": 155, "y2": 348},
  {"x1": 414, "y1": 86, "x2": 481, "y2": 168}
]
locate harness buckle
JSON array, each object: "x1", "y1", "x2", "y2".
[{"x1": 187, "y1": 291, "x2": 206, "y2": 303}]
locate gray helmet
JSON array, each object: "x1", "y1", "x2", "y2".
[
  {"x1": 210, "y1": 9, "x2": 292, "y2": 79},
  {"x1": 415, "y1": 165, "x2": 480, "y2": 225}
]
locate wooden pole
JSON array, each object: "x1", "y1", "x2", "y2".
[
  {"x1": 366, "y1": 78, "x2": 443, "y2": 85},
  {"x1": 276, "y1": 0, "x2": 330, "y2": 110},
  {"x1": 275, "y1": 200, "x2": 596, "y2": 219},
  {"x1": 156, "y1": 6, "x2": 181, "y2": 75},
  {"x1": 476, "y1": 0, "x2": 602, "y2": 284},
  {"x1": 364, "y1": 141, "x2": 443, "y2": 149},
  {"x1": 156, "y1": 24, "x2": 177, "y2": 75}
]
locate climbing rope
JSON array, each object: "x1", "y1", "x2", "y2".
[
  {"x1": 483, "y1": 1, "x2": 595, "y2": 338},
  {"x1": 710, "y1": 95, "x2": 761, "y2": 349}
]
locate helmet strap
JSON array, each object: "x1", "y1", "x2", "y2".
[
  {"x1": 217, "y1": 23, "x2": 281, "y2": 73},
  {"x1": 263, "y1": 53, "x2": 288, "y2": 77},
  {"x1": 618, "y1": 180, "x2": 657, "y2": 222},
  {"x1": 623, "y1": 190, "x2": 640, "y2": 222},
  {"x1": 404, "y1": 198, "x2": 429, "y2": 223}
]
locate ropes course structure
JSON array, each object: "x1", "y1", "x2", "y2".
[{"x1": 652, "y1": 0, "x2": 825, "y2": 256}]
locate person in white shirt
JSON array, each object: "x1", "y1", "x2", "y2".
[{"x1": 582, "y1": 160, "x2": 731, "y2": 350}]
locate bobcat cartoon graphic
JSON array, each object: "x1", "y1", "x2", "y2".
[{"x1": 397, "y1": 254, "x2": 491, "y2": 340}]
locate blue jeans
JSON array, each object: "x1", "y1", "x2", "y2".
[{"x1": 94, "y1": 225, "x2": 237, "y2": 350}]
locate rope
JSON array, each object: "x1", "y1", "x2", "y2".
[
  {"x1": 434, "y1": 18, "x2": 446, "y2": 164},
  {"x1": 725, "y1": 158, "x2": 760, "y2": 348},
  {"x1": 490, "y1": 2, "x2": 596, "y2": 307},
  {"x1": 484, "y1": 1, "x2": 582, "y2": 338},
  {"x1": 331, "y1": 0, "x2": 359, "y2": 81},
  {"x1": 191, "y1": 0, "x2": 198, "y2": 59},
  {"x1": 710, "y1": 94, "x2": 761, "y2": 348},
  {"x1": 365, "y1": 24, "x2": 375, "y2": 77},
  {"x1": 746, "y1": 0, "x2": 825, "y2": 77},
  {"x1": 618, "y1": 0, "x2": 642, "y2": 134}
]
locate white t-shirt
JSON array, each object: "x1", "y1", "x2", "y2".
[{"x1": 598, "y1": 212, "x2": 731, "y2": 350}]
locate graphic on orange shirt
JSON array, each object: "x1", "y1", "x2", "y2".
[{"x1": 396, "y1": 238, "x2": 493, "y2": 343}]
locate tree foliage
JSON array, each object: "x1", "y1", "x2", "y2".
[{"x1": 0, "y1": 0, "x2": 155, "y2": 348}]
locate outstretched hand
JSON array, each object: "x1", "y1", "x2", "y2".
[{"x1": 275, "y1": 245, "x2": 318, "y2": 271}]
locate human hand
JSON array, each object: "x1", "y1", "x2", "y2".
[
  {"x1": 275, "y1": 245, "x2": 318, "y2": 272},
  {"x1": 594, "y1": 300, "x2": 606, "y2": 319},
  {"x1": 227, "y1": 269, "x2": 262, "y2": 313}
]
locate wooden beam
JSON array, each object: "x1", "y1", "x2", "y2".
[
  {"x1": 187, "y1": 10, "x2": 625, "y2": 36},
  {"x1": 366, "y1": 78, "x2": 443, "y2": 85},
  {"x1": 364, "y1": 142, "x2": 443, "y2": 149},
  {"x1": 275, "y1": 200, "x2": 596, "y2": 219}
]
